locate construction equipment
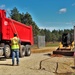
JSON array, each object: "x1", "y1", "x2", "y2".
[
  {"x1": 53, "y1": 33, "x2": 74, "y2": 56},
  {"x1": 0, "y1": 9, "x2": 33, "y2": 58}
]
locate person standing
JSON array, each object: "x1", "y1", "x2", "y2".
[{"x1": 11, "y1": 33, "x2": 21, "y2": 66}]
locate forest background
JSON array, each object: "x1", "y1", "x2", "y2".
[{"x1": 10, "y1": 7, "x2": 74, "y2": 43}]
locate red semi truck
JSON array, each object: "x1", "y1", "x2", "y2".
[{"x1": 0, "y1": 9, "x2": 33, "y2": 58}]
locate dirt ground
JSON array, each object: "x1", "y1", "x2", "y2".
[
  {"x1": 31, "y1": 47, "x2": 57, "y2": 53},
  {"x1": 0, "y1": 47, "x2": 75, "y2": 75}
]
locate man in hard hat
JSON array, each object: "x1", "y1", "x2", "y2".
[{"x1": 11, "y1": 33, "x2": 21, "y2": 66}]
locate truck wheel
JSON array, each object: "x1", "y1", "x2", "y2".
[
  {"x1": 4, "y1": 45, "x2": 11, "y2": 58},
  {"x1": 25, "y1": 45, "x2": 31, "y2": 56},
  {"x1": 0, "y1": 43, "x2": 4, "y2": 56},
  {"x1": 19, "y1": 45, "x2": 25, "y2": 57}
]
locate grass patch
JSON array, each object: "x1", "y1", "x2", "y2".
[
  {"x1": 46, "y1": 42, "x2": 59, "y2": 47},
  {"x1": 31, "y1": 42, "x2": 59, "y2": 49}
]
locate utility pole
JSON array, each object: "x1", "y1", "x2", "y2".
[{"x1": 74, "y1": 26, "x2": 75, "y2": 67}]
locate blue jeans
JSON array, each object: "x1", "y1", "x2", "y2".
[{"x1": 12, "y1": 49, "x2": 19, "y2": 65}]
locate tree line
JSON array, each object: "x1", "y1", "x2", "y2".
[{"x1": 10, "y1": 7, "x2": 74, "y2": 42}]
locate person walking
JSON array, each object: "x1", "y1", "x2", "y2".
[{"x1": 11, "y1": 33, "x2": 21, "y2": 66}]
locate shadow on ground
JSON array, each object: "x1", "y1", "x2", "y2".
[
  {"x1": 0, "y1": 63, "x2": 12, "y2": 66},
  {"x1": 43, "y1": 53, "x2": 51, "y2": 56}
]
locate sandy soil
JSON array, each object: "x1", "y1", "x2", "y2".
[
  {"x1": 0, "y1": 47, "x2": 75, "y2": 75},
  {"x1": 0, "y1": 53, "x2": 55, "y2": 75}
]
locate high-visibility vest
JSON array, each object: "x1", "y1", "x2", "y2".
[{"x1": 11, "y1": 37, "x2": 19, "y2": 50}]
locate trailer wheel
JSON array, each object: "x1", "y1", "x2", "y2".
[
  {"x1": 4, "y1": 45, "x2": 11, "y2": 58},
  {"x1": 19, "y1": 45, "x2": 25, "y2": 57},
  {"x1": 25, "y1": 45, "x2": 31, "y2": 56}
]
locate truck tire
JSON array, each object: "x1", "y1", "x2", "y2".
[
  {"x1": 19, "y1": 45, "x2": 25, "y2": 57},
  {"x1": 4, "y1": 45, "x2": 11, "y2": 58},
  {"x1": 0, "y1": 43, "x2": 4, "y2": 56},
  {"x1": 25, "y1": 45, "x2": 31, "y2": 56}
]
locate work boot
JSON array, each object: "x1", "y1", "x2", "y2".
[
  {"x1": 17, "y1": 62, "x2": 19, "y2": 66},
  {"x1": 12, "y1": 63, "x2": 14, "y2": 66},
  {"x1": 12, "y1": 62, "x2": 14, "y2": 66}
]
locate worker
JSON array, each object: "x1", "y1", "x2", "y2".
[{"x1": 11, "y1": 33, "x2": 21, "y2": 66}]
